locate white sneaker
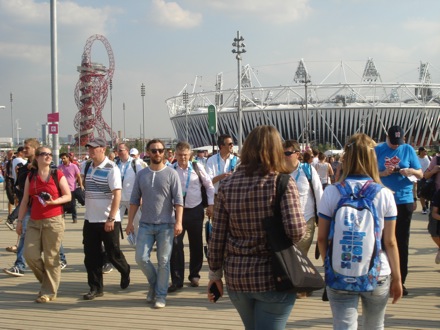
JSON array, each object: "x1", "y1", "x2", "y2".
[
  {"x1": 154, "y1": 298, "x2": 166, "y2": 309},
  {"x1": 102, "y1": 263, "x2": 114, "y2": 274},
  {"x1": 435, "y1": 249, "x2": 440, "y2": 265}
]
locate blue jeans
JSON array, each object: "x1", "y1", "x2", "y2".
[
  {"x1": 327, "y1": 276, "x2": 391, "y2": 330},
  {"x1": 135, "y1": 223, "x2": 174, "y2": 299},
  {"x1": 228, "y1": 290, "x2": 296, "y2": 330},
  {"x1": 15, "y1": 210, "x2": 31, "y2": 271}
]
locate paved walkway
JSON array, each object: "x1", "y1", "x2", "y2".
[{"x1": 0, "y1": 197, "x2": 439, "y2": 329}]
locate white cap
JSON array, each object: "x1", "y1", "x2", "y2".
[{"x1": 129, "y1": 148, "x2": 139, "y2": 156}]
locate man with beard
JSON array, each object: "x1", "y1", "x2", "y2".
[{"x1": 126, "y1": 139, "x2": 183, "y2": 309}]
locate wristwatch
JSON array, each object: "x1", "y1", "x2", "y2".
[{"x1": 107, "y1": 216, "x2": 116, "y2": 222}]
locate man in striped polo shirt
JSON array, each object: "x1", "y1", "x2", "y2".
[{"x1": 81, "y1": 137, "x2": 131, "y2": 300}]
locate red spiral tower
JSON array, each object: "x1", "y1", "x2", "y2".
[{"x1": 74, "y1": 34, "x2": 117, "y2": 146}]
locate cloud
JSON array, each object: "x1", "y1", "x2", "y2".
[
  {"x1": 404, "y1": 19, "x2": 440, "y2": 34},
  {"x1": 0, "y1": 41, "x2": 49, "y2": 63},
  {"x1": 204, "y1": 0, "x2": 312, "y2": 24},
  {"x1": 150, "y1": 0, "x2": 202, "y2": 28}
]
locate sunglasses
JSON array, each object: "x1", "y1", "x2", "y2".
[
  {"x1": 226, "y1": 142, "x2": 234, "y2": 146},
  {"x1": 117, "y1": 149, "x2": 126, "y2": 152},
  {"x1": 284, "y1": 151, "x2": 299, "y2": 156},
  {"x1": 39, "y1": 152, "x2": 53, "y2": 157},
  {"x1": 150, "y1": 148, "x2": 165, "y2": 154}
]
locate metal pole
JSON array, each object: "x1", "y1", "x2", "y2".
[
  {"x1": 183, "y1": 90, "x2": 189, "y2": 142},
  {"x1": 110, "y1": 79, "x2": 113, "y2": 149},
  {"x1": 232, "y1": 31, "x2": 246, "y2": 151},
  {"x1": 50, "y1": 0, "x2": 60, "y2": 165},
  {"x1": 123, "y1": 102, "x2": 126, "y2": 141},
  {"x1": 305, "y1": 82, "x2": 309, "y2": 148},
  {"x1": 141, "y1": 83, "x2": 145, "y2": 152},
  {"x1": 10, "y1": 93, "x2": 13, "y2": 147}
]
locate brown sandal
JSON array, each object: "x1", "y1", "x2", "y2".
[
  {"x1": 6, "y1": 245, "x2": 17, "y2": 253},
  {"x1": 35, "y1": 295, "x2": 52, "y2": 303}
]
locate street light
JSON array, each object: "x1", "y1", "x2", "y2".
[
  {"x1": 294, "y1": 59, "x2": 311, "y2": 148},
  {"x1": 10, "y1": 93, "x2": 13, "y2": 147},
  {"x1": 123, "y1": 102, "x2": 126, "y2": 141},
  {"x1": 141, "y1": 83, "x2": 146, "y2": 152},
  {"x1": 183, "y1": 90, "x2": 189, "y2": 142},
  {"x1": 232, "y1": 31, "x2": 246, "y2": 151},
  {"x1": 110, "y1": 79, "x2": 113, "y2": 149}
]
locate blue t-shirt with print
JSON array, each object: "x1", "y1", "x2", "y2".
[{"x1": 375, "y1": 142, "x2": 421, "y2": 205}]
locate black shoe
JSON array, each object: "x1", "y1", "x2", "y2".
[
  {"x1": 402, "y1": 285, "x2": 408, "y2": 296},
  {"x1": 168, "y1": 283, "x2": 183, "y2": 293},
  {"x1": 120, "y1": 267, "x2": 130, "y2": 290},
  {"x1": 83, "y1": 291, "x2": 104, "y2": 300}
]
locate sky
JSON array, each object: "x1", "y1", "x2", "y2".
[{"x1": 0, "y1": 0, "x2": 439, "y2": 144}]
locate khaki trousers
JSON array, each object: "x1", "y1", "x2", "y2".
[
  {"x1": 296, "y1": 217, "x2": 316, "y2": 256},
  {"x1": 24, "y1": 215, "x2": 65, "y2": 299}
]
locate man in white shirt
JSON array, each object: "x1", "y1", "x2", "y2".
[
  {"x1": 12, "y1": 147, "x2": 27, "y2": 184},
  {"x1": 284, "y1": 140, "x2": 323, "y2": 298},
  {"x1": 417, "y1": 146, "x2": 431, "y2": 214},
  {"x1": 169, "y1": 142, "x2": 215, "y2": 292},
  {"x1": 116, "y1": 143, "x2": 144, "y2": 235},
  {"x1": 205, "y1": 134, "x2": 238, "y2": 194}
]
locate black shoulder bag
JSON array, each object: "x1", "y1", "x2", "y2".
[
  {"x1": 263, "y1": 173, "x2": 325, "y2": 293},
  {"x1": 192, "y1": 162, "x2": 209, "y2": 208}
]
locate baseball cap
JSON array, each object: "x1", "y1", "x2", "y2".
[
  {"x1": 129, "y1": 148, "x2": 139, "y2": 156},
  {"x1": 387, "y1": 126, "x2": 405, "y2": 145},
  {"x1": 85, "y1": 137, "x2": 107, "y2": 148}
]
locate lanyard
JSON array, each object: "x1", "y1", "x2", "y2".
[
  {"x1": 174, "y1": 162, "x2": 192, "y2": 197},
  {"x1": 294, "y1": 164, "x2": 302, "y2": 182},
  {"x1": 217, "y1": 153, "x2": 235, "y2": 173},
  {"x1": 118, "y1": 157, "x2": 132, "y2": 183}
]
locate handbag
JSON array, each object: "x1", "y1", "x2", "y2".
[
  {"x1": 193, "y1": 162, "x2": 209, "y2": 207},
  {"x1": 263, "y1": 173, "x2": 325, "y2": 293},
  {"x1": 73, "y1": 187, "x2": 85, "y2": 206}
]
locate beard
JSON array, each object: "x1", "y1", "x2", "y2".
[{"x1": 150, "y1": 156, "x2": 163, "y2": 165}]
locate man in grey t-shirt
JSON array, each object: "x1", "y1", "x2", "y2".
[{"x1": 126, "y1": 139, "x2": 183, "y2": 309}]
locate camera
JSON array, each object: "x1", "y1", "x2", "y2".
[{"x1": 40, "y1": 192, "x2": 52, "y2": 201}]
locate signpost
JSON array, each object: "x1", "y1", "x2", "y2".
[{"x1": 208, "y1": 105, "x2": 217, "y2": 154}]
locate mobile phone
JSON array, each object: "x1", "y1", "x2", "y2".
[{"x1": 209, "y1": 282, "x2": 221, "y2": 302}]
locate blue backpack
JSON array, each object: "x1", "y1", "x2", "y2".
[{"x1": 324, "y1": 180, "x2": 383, "y2": 292}]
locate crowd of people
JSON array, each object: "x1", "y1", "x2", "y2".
[{"x1": 1, "y1": 124, "x2": 439, "y2": 329}]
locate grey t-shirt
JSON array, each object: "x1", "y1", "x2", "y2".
[{"x1": 130, "y1": 166, "x2": 183, "y2": 224}]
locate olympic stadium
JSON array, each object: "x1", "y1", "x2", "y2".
[{"x1": 167, "y1": 59, "x2": 440, "y2": 149}]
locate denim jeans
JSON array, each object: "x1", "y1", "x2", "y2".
[
  {"x1": 15, "y1": 210, "x2": 31, "y2": 271},
  {"x1": 135, "y1": 222, "x2": 174, "y2": 299},
  {"x1": 228, "y1": 290, "x2": 296, "y2": 330},
  {"x1": 327, "y1": 275, "x2": 391, "y2": 330}
]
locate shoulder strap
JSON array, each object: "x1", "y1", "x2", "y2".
[
  {"x1": 192, "y1": 161, "x2": 203, "y2": 186},
  {"x1": 51, "y1": 168, "x2": 62, "y2": 197},
  {"x1": 131, "y1": 159, "x2": 137, "y2": 174},
  {"x1": 437, "y1": 156, "x2": 440, "y2": 166},
  {"x1": 84, "y1": 160, "x2": 92, "y2": 181},
  {"x1": 273, "y1": 173, "x2": 290, "y2": 218},
  {"x1": 359, "y1": 180, "x2": 382, "y2": 201}
]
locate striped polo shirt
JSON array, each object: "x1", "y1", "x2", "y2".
[{"x1": 83, "y1": 157, "x2": 122, "y2": 223}]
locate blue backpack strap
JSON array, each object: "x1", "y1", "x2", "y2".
[
  {"x1": 358, "y1": 180, "x2": 382, "y2": 201},
  {"x1": 334, "y1": 181, "x2": 353, "y2": 197}
]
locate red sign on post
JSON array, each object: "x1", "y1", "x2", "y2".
[
  {"x1": 47, "y1": 112, "x2": 59, "y2": 122},
  {"x1": 48, "y1": 123, "x2": 58, "y2": 134}
]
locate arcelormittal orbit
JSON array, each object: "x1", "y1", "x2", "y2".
[{"x1": 74, "y1": 34, "x2": 117, "y2": 146}]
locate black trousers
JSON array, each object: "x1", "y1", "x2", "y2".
[
  {"x1": 170, "y1": 203, "x2": 205, "y2": 286},
  {"x1": 395, "y1": 203, "x2": 414, "y2": 284},
  {"x1": 83, "y1": 220, "x2": 130, "y2": 292}
]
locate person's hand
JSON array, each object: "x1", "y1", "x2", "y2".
[
  {"x1": 390, "y1": 278, "x2": 403, "y2": 304},
  {"x1": 16, "y1": 221, "x2": 23, "y2": 236},
  {"x1": 125, "y1": 222, "x2": 134, "y2": 235},
  {"x1": 104, "y1": 221, "x2": 115, "y2": 232},
  {"x1": 206, "y1": 205, "x2": 214, "y2": 218},
  {"x1": 174, "y1": 222, "x2": 183, "y2": 237},
  {"x1": 207, "y1": 279, "x2": 224, "y2": 303},
  {"x1": 382, "y1": 167, "x2": 395, "y2": 176}
]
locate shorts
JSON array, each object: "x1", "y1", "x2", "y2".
[{"x1": 427, "y1": 212, "x2": 440, "y2": 237}]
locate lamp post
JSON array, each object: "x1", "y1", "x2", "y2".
[
  {"x1": 16, "y1": 119, "x2": 21, "y2": 145},
  {"x1": 123, "y1": 102, "x2": 126, "y2": 141},
  {"x1": 294, "y1": 59, "x2": 311, "y2": 148},
  {"x1": 183, "y1": 90, "x2": 189, "y2": 142},
  {"x1": 10, "y1": 93, "x2": 13, "y2": 147},
  {"x1": 141, "y1": 83, "x2": 146, "y2": 152},
  {"x1": 110, "y1": 79, "x2": 113, "y2": 149},
  {"x1": 232, "y1": 31, "x2": 246, "y2": 151}
]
